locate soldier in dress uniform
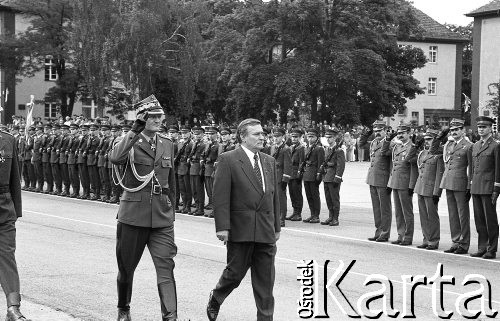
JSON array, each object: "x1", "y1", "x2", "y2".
[
  {"x1": 202, "y1": 127, "x2": 219, "y2": 216},
  {"x1": 176, "y1": 126, "x2": 192, "y2": 214},
  {"x1": 387, "y1": 123, "x2": 419, "y2": 246},
  {"x1": 107, "y1": 125, "x2": 122, "y2": 203},
  {"x1": 261, "y1": 128, "x2": 271, "y2": 155},
  {"x1": 285, "y1": 128, "x2": 305, "y2": 221},
  {"x1": 270, "y1": 127, "x2": 292, "y2": 226},
  {"x1": 0, "y1": 127, "x2": 31, "y2": 321},
  {"x1": 17, "y1": 127, "x2": 25, "y2": 180},
  {"x1": 67, "y1": 123, "x2": 80, "y2": 198},
  {"x1": 320, "y1": 128, "x2": 345, "y2": 226},
  {"x1": 49, "y1": 124, "x2": 62, "y2": 195},
  {"x1": 58, "y1": 124, "x2": 71, "y2": 196},
  {"x1": 98, "y1": 123, "x2": 112, "y2": 202},
  {"x1": 167, "y1": 126, "x2": 180, "y2": 210},
  {"x1": 31, "y1": 124, "x2": 44, "y2": 192},
  {"x1": 77, "y1": 124, "x2": 91, "y2": 199},
  {"x1": 414, "y1": 128, "x2": 444, "y2": 250},
  {"x1": 11, "y1": 126, "x2": 22, "y2": 176},
  {"x1": 121, "y1": 123, "x2": 131, "y2": 136},
  {"x1": 87, "y1": 123, "x2": 101, "y2": 200},
  {"x1": 469, "y1": 116, "x2": 500, "y2": 259},
  {"x1": 301, "y1": 128, "x2": 325, "y2": 223},
  {"x1": 218, "y1": 127, "x2": 234, "y2": 154},
  {"x1": 188, "y1": 126, "x2": 206, "y2": 216},
  {"x1": 440, "y1": 118, "x2": 472, "y2": 255},
  {"x1": 22, "y1": 126, "x2": 35, "y2": 191},
  {"x1": 229, "y1": 126, "x2": 238, "y2": 149},
  {"x1": 41, "y1": 124, "x2": 53, "y2": 194},
  {"x1": 109, "y1": 95, "x2": 178, "y2": 321}
]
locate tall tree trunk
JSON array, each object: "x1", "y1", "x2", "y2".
[{"x1": 310, "y1": 93, "x2": 318, "y2": 123}]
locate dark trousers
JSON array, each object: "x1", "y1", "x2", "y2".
[
  {"x1": 175, "y1": 174, "x2": 180, "y2": 206},
  {"x1": 116, "y1": 223, "x2": 177, "y2": 313},
  {"x1": 68, "y1": 164, "x2": 80, "y2": 194},
  {"x1": 42, "y1": 161, "x2": 53, "y2": 191},
  {"x1": 472, "y1": 194, "x2": 499, "y2": 254},
  {"x1": 178, "y1": 174, "x2": 191, "y2": 207},
  {"x1": 204, "y1": 176, "x2": 214, "y2": 207},
  {"x1": 33, "y1": 160, "x2": 43, "y2": 190},
  {"x1": 324, "y1": 182, "x2": 340, "y2": 220},
  {"x1": 99, "y1": 166, "x2": 110, "y2": 197},
  {"x1": 60, "y1": 163, "x2": 70, "y2": 191},
  {"x1": 288, "y1": 179, "x2": 303, "y2": 214},
  {"x1": 304, "y1": 181, "x2": 321, "y2": 217},
  {"x1": 88, "y1": 165, "x2": 100, "y2": 195},
  {"x1": 393, "y1": 188, "x2": 414, "y2": 243},
  {"x1": 0, "y1": 221, "x2": 21, "y2": 306},
  {"x1": 446, "y1": 190, "x2": 470, "y2": 251},
  {"x1": 278, "y1": 182, "x2": 287, "y2": 223},
  {"x1": 213, "y1": 242, "x2": 276, "y2": 321},
  {"x1": 190, "y1": 175, "x2": 204, "y2": 210},
  {"x1": 22, "y1": 161, "x2": 32, "y2": 188},
  {"x1": 51, "y1": 163, "x2": 62, "y2": 191},
  {"x1": 417, "y1": 195, "x2": 440, "y2": 246},
  {"x1": 79, "y1": 163, "x2": 90, "y2": 194},
  {"x1": 369, "y1": 185, "x2": 392, "y2": 240}
]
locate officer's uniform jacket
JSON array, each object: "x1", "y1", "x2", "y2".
[
  {"x1": 409, "y1": 162, "x2": 419, "y2": 190},
  {"x1": 204, "y1": 141, "x2": 219, "y2": 177},
  {"x1": 76, "y1": 134, "x2": 88, "y2": 164},
  {"x1": 41, "y1": 133, "x2": 50, "y2": 163},
  {"x1": 59, "y1": 134, "x2": 71, "y2": 164},
  {"x1": 97, "y1": 136, "x2": 111, "y2": 167},
  {"x1": 290, "y1": 142, "x2": 305, "y2": 180},
  {"x1": 0, "y1": 130, "x2": 22, "y2": 223},
  {"x1": 86, "y1": 135, "x2": 99, "y2": 166},
  {"x1": 387, "y1": 141, "x2": 417, "y2": 190},
  {"x1": 176, "y1": 140, "x2": 192, "y2": 176},
  {"x1": 439, "y1": 137, "x2": 472, "y2": 191},
  {"x1": 107, "y1": 136, "x2": 118, "y2": 169},
  {"x1": 261, "y1": 144, "x2": 271, "y2": 155},
  {"x1": 188, "y1": 139, "x2": 205, "y2": 176},
  {"x1": 365, "y1": 138, "x2": 392, "y2": 187},
  {"x1": 17, "y1": 136, "x2": 26, "y2": 161},
  {"x1": 24, "y1": 136, "x2": 33, "y2": 161},
  {"x1": 469, "y1": 135, "x2": 500, "y2": 195},
  {"x1": 271, "y1": 142, "x2": 292, "y2": 183},
  {"x1": 49, "y1": 134, "x2": 61, "y2": 164},
  {"x1": 32, "y1": 134, "x2": 43, "y2": 162},
  {"x1": 67, "y1": 134, "x2": 78, "y2": 165},
  {"x1": 414, "y1": 145, "x2": 444, "y2": 197},
  {"x1": 109, "y1": 131, "x2": 176, "y2": 228},
  {"x1": 322, "y1": 145, "x2": 346, "y2": 183},
  {"x1": 302, "y1": 141, "x2": 325, "y2": 182}
]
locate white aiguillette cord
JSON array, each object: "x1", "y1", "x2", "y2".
[{"x1": 113, "y1": 146, "x2": 155, "y2": 192}]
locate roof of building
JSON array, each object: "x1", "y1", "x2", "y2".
[
  {"x1": 466, "y1": 0, "x2": 500, "y2": 17},
  {"x1": 410, "y1": 7, "x2": 468, "y2": 43}
]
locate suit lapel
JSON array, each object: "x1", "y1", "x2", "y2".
[
  {"x1": 238, "y1": 148, "x2": 263, "y2": 195},
  {"x1": 476, "y1": 137, "x2": 491, "y2": 156}
]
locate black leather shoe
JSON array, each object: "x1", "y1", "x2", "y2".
[
  {"x1": 181, "y1": 207, "x2": 190, "y2": 214},
  {"x1": 368, "y1": 237, "x2": 377, "y2": 241},
  {"x1": 416, "y1": 244, "x2": 428, "y2": 249},
  {"x1": 399, "y1": 241, "x2": 412, "y2": 246},
  {"x1": 391, "y1": 240, "x2": 401, "y2": 245},
  {"x1": 117, "y1": 308, "x2": 131, "y2": 321},
  {"x1": 280, "y1": 221, "x2": 285, "y2": 227},
  {"x1": 375, "y1": 238, "x2": 388, "y2": 242},
  {"x1": 470, "y1": 251, "x2": 486, "y2": 257},
  {"x1": 320, "y1": 218, "x2": 332, "y2": 225},
  {"x1": 290, "y1": 215, "x2": 302, "y2": 221},
  {"x1": 302, "y1": 216, "x2": 312, "y2": 223},
  {"x1": 454, "y1": 248, "x2": 468, "y2": 255},
  {"x1": 207, "y1": 291, "x2": 220, "y2": 321},
  {"x1": 308, "y1": 217, "x2": 320, "y2": 224},
  {"x1": 482, "y1": 252, "x2": 496, "y2": 259},
  {"x1": 6, "y1": 306, "x2": 30, "y2": 321},
  {"x1": 443, "y1": 247, "x2": 457, "y2": 253},
  {"x1": 426, "y1": 245, "x2": 438, "y2": 250},
  {"x1": 329, "y1": 219, "x2": 339, "y2": 226}
]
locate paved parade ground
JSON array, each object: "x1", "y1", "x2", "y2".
[{"x1": 2, "y1": 162, "x2": 500, "y2": 320}]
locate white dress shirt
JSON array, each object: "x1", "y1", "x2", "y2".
[{"x1": 241, "y1": 145, "x2": 265, "y2": 192}]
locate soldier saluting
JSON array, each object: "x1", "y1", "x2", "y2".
[{"x1": 109, "y1": 95, "x2": 178, "y2": 321}]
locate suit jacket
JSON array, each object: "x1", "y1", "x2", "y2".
[
  {"x1": 110, "y1": 131, "x2": 176, "y2": 228},
  {"x1": 41, "y1": 133, "x2": 50, "y2": 162},
  {"x1": 213, "y1": 147, "x2": 280, "y2": 243},
  {"x1": 32, "y1": 134, "x2": 43, "y2": 162},
  {"x1": 470, "y1": 136, "x2": 500, "y2": 195},
  {"x1": 204, "y1": 141, "x2": 219, "y2": 177},
  {"x1": 271, "y1": 143, "x2": 292, "y2": 183},
  {"x1": 50, "y1": 134, "x2": 62, "y2": 164},
  {"x1": 440, "y1": 137, "x2": 472, "y2": 191},
  {"x1": 322, "y1": 146, "x2": 346, "y2": 183},
  {"x1": 290, "y1": 143, "x2": 305, "y2": 180},
  {"x1": 414, "y1": 148, "x2": 444, "y2": 197},
  {"x1": 97, "y1": 137, "x2": 111, "y2": 167},
  {"x1": 0, "y1": 131, "x2": 22, "y2": 223},
  {"x1": 387, "y1": 141, "x2": 417, "y2": 190},
  {"x1": 67, "y1": 135, "x2": 77, "y2": 165},
  {"x1": 365, "y1": 138, "x2": 392, "y2": 187},
  {"x1": 76, "y1": 134, "x2": 88, "y2": 164},
  {"x1": 303, "y1": 142, "x2": 325, "y2": 182}
]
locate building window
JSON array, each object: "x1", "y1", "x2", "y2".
[
  {"x1": 44, "y1": 103, "x2": 58, "y2": 118},
  {"x1": 438, "y1": 117, "x2": 449, "y2": 128},
  {"x1": 18, "y1": 104, "x2": 26, "y2": 110},
  {"x1": 425, "y1": 116, "x2": 431, "y2": 126},
  {"x1": 411, "y1": 112, "x2": 419, "y2": 126},
  {"x1": 428, "y1": 78, "x2": 437, "y2": 95},
  {"x1": 81, "y1": 98, "x2": 93, "y2": 119},
  {"x1": 429, "y1": 46, "x2": 438, "y2": 63},
  {"x1": 45, "y1": 57, "x2": 58, "y2": 81}
]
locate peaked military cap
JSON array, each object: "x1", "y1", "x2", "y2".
[
  {"x1": 325, "y1": 128, "x2": 339, "y2": 137},
  {"x1": 168, "y1": 125, "x2": 179, "y2": 133},
  {"x1": 69, "y1": 123, "x2": 79, "y2": 129},
  {"x1": 423, "y1": 128, "x2": 439, "y2": 139},
  {"x1": 372, "y1": 120, "x2": 386, "y2": 130},
  {"x1": 80, "y1": 123, "x2": 90, "y2": 129},
  {"x1": 219, "y1": 127, "x2": 230, "y2": 135},
  {"x1": 60, "y1": 124, "x2": 70, "y2": 130},
  {"x1": 89, "y1": 123, "x2": 99, "y2": 129},
  {"x1": 44, "y1": 123, "x2": 52, "y2": 129},
  {"x1": 290, "y1": 127, "x2": 304, "y2": 136},
  {"x1": 52, "y1": 124, "x2": 61, "y2": 130},
  {"x1": 229, "y1": 126, "x2": 237, "y2": 134},
  {"x1": 36, "y1": 124, "x2": 43, "y2": 130},
  {"x1": 396, "y1": 123, "x2": 411, "y2": 133},
  {"x1": 100, "y1": 123, "x2": 111, "y2": 130},
  {"x1": 28, "y1": 125, "x2": 36, "y2": 131},
  {"x1": 449, "y1": 118, "x2": 465, "y2": 130},
  {"x1": 111, "y1": 124, "x2": 121, "y2": 131},
  {"x1": 476, "y1": 116, "x2": 495, "y2": 126},
  {"x1": 133, "y1": 94, "x2": 164, "y2": 115},
  {"x1": 180, "y1": 125, "x2": 191, "y2": 132},
  {"x1": 306, "y1": 127, "x2": 319, "y2": 136},
  {"x1": 205, "y1": 126, "x2": 218, "y2": 134},
  {"x1": 273, "y1": 127, "x2": 286, "y2": 136},
  {"x1": 192, "y1": 126, "x2": 205, "y2": 133}
]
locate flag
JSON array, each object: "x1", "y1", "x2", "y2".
[
  {"x1": 462, "y1": 93, "x2": 471, "y2": 113},
  {"x1": 25, "y1": 95, "x2": 35, "y2": 139},
  {"x1": 4, "y1": 87, "x2": 8, "y2": 102}
]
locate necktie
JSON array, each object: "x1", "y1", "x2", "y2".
[{"x1": 253, "y1": 153, "x2": 263, "y2": 190}]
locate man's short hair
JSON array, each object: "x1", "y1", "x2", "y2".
[{"x1": 237, "y1": 118, "x2": 261, "y2": 143}]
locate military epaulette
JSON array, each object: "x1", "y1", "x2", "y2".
[{"x1": 157, "y1": 133, "x2": 171, "y2": 141}]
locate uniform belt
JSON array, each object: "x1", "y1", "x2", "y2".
[
  {"x1": 146, "y1": 185, "x2": 170, "y2": 195},
  {"x1": 0, "y1": 186, "x2": 10, "y2": 194}
]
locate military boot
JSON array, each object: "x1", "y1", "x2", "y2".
[
  {"x1": 309, "y1": 211, "x2": 320, "y2": 224},
  {"x1": 6, "y1": 306, "x2": 31, "y2": 321},
  {"x1": 158, "y1": 282, "x2": 177, "y2": 321},
  {"x1": 117, "y1": 281, "x2": 132, "y2": 321},
  {"x1": 285, "y1": 209, "x2": 297, "y2": 220},
  {"x1": 321, "y1": 211, "x2": 333, "y2": 225}
]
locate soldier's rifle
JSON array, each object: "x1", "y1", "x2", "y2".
[
  {"x1": 318, "y1": 138, "x2": 344, "y2": 176},
  {"x1": 174, "y1": 140, "x2": 189, "y2": 166},
  {"x1": 297, "y1": 139, "x2": 320, "y2": 179}
]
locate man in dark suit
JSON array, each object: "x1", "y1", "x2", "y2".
[
  {"x1": 207, "y1": 118, "x2": 280, "y2": 321},
  {"x1": 470, "y1": 116, "x2": 500, "y2": 259},
  {"x1": 109, "y1": 95, "x2": 177, "y2": 321},
  {"x1": 286, "y1": 128, "x2": 305, "y2": 221},
  {"x1": 0, "y1": 128, "x2": 30, "y2": 321}
]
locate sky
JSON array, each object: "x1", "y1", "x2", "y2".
[{"x1": 410, "y1": 0, "x2": 492, "y2": 26}]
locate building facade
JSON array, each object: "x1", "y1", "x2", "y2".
[
  {"x1": 386, "y1": 8, "x2": 467, "y2": 128},
  {"x1": 466, "y1": 0, "x2": 500, "y2": 128}
]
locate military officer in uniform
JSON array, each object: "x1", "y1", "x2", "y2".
[
  {"x1": 98, "y1": 123, "x2": 112, "y2": 202},
  {"x1": 59, "y1": 124, "x2": 71, "y2": 196},
  {"x1": 387, "y1": 123, "x2": 419, "y2": 246},
  {"x1": 469, "y1": 116, "x2": 500, "y2": 259},
  {"x1": 414, "y1": 128, "x2": 444, "y2": 250},
  {"x1": 87, "y1": 123, "x2": 101, "y2": 200},
  {"x1": 176, "y1": 126, "x2": 192, "y2": 214},
  {"x1": 286, "y1": 128, "x2": 305, "y2": 221},
  {"x1": 77, "y1": 124, "x2": 91, "y2": 199},
  {"x1": 203, "y1": 126, "x2": 220, "y2": 215},
  {"x1": 67, "y1": 123, "x2": 80, "y2": 198},
  {"x1": 49, "y1": 124, "x2": 62, "y2": 195},
  {"x1": 0, "y1": 128, "x2": 31, "y2": 321},
  {"x1": 320, "y1": 128, "x2": 345, "y2": 226},
  {"x1": 31, "y1": 124, "x2": 44, "y2": 192},
  {"x1": 22, "y1": 126, "x2": 35, "y2": 191},
  {"x1": 270, "y1": 127, "x2": 292, "y2": 226},
  {"x1": 107, "y1": 125, "x2": 122, "y2": 203},
  {"x1": 109, "y1": 95, "x2": 178, "y2": 321},
  {"x1": 301, "y1": 128, "x2": 325, "y2": 223},
  {"x1": 440, "y1": 118, "x2": 472, "y2": 255},
  {"x1": 188, "y1": 126, "x2": 206, "y2": 216},
  {"x1": 41, "y1": 124, "x2": 53, "y2": 193},
  {"x1": 167, "y1": 126, "x2": 180, "y2": 210}
]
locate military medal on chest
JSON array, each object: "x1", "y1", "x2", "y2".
[{"x1": 0, "y1": 150, "x2": 5, "y2": 163}]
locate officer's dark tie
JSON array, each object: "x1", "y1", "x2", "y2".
[{"x1": 253, "y1": 153, "x2": 263, "y2": 190}]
